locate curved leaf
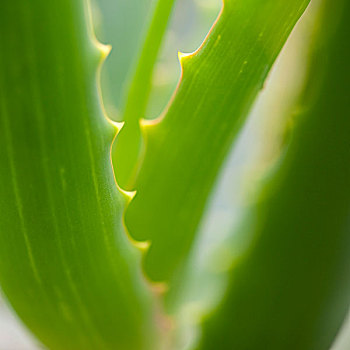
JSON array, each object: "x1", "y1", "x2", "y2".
[
  {"x1": 0, "y1": 1, "x2": 159, "y2": 349},
  {"x1": 126, "y1": 0, "x2": 311, "y2": 284}
]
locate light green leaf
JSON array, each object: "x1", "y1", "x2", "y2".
[
  {"x1": 126, "y1": 0, "x2": 311, "y2": 284},
  {"x1": 113, "y1": 0, "x2": 177, "y2": 189},
  {"x1": 0, "y1": 1, "x2": 159, "y2": 349},
  {"x1": 93, "y1": 0, "x2": 154, "y2": 120}
]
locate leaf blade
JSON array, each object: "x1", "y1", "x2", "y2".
[
  {"x1": 127, "y1": 0, "x2": 311, "y2": 284},
  {"x1": 0, "y1": 1, "x2": 158, "y2": 349}
]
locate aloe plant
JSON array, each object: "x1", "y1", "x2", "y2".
[{"x1": 0, "y1": 0, "x2": 349, "y2": 349}]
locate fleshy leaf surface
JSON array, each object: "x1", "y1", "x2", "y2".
[
  {"x1": 113, "y1": 0, "x2": 177, "y2": 189},
  {"x1": 0, "y1": 1, "x2": 158, "y2": 349},
  {"x1": 126, "y1": 0, "x2": 311, "y2": 283}
]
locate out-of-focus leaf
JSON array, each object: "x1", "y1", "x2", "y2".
[
  {"x1": 126, "y1": 0, "x2": 311, "y2": 284},
  {"x1": 93, "y1": 0, "x2": 154, "y2": 120},
  {"x1": 197, "y1": 0, "x2": 350, "y2": 348},
  {"x1": 0, "y1": 1, "x2": 159, "y2": 349},
  {"x1": 113, "y1": 0, "x2": 177, "y2": 188}
]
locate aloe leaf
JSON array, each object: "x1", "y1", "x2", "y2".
[
  {"x1": 113, "y1": 0, "x2": 177, "y2": 189},
  {"x1": 126, "y1": 0, "x2": 311, "y2": 283},
  {"x1": 0, "y1": 1, "x2": 159, "y2": 349},
  {"x1": 197, "y1": 0, "x2": 350, "y2": 348},
  {"x1": 93, "y1": 0, "x2": 154, "y2": 119}
]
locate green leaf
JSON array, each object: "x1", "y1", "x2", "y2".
[
  {"x1": 197, "y1": 0, "x2": 350, "y2": 348},
  {"x1": 126, "y1": 0, "x2": 311, "y2": 284},
  {"x1": 0, "y1": 1, "x2": 159, "y2": 349},
  {"x1": 93, "y1": 0, "x2": 154, "y2": 120},
  {"x1": 113, "y1": 0, "x2": 177, "y2": 189}
]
